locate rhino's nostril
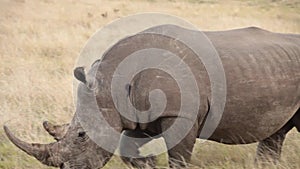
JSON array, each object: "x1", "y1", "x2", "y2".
[{"x1": 78, "y1": 131, "x2": 86, "y2": 138}]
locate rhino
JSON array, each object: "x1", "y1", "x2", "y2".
[{"x1": 4, "y1": 25, "x2": 300, "y2": 169}]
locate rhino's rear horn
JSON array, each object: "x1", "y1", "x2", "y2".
[
  {"x1": 3, "y1": 125, "x2": 61, "y2": 167},
  {"x1": 74, "y1": 67, "x2": 87, "y2": 84},
  {"x1": 43, "y1": 121, "x2": 69, "y2": 141}
]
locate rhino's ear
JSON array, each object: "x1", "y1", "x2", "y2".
[{"x1": 74, "y1": 67, "x2": 87, "y2": 84}]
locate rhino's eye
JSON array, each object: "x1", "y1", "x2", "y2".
[{"x1": 78, "y1": 131, "x2": 86, "y2": 138}]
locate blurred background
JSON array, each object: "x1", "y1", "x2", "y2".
[{"x1": 0, "y1": 0, "x2": 299, "y2": 168}]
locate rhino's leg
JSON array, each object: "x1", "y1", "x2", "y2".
[
  {"x1": 255, "y1": 109, "x2": 297, "y2": 164},
  {"x1": 161, "y1": 118, "x2": 198, "y2": 168},
  {"x1": 119, "y1": 130, "x2": 156, "y2": 169},
  {"x1": 42, "y1": 121, "x2": 69, "y2": 141},
  {"x1": 291, "y1": 108, "x2": 300, "y2": 132}
]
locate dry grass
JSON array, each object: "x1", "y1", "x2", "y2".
[{"x1": 0, "y1": 0, "x2": 299, "y2": 168}]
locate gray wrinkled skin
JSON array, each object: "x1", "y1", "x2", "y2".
[{"x1": 4, "y1": 25, "x2": 300, "y2": 168}]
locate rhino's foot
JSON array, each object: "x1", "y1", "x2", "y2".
[
  {"x1": 119, "y1": 130, "x2": 157, "y2": 168},
  {"x1": 255, "y1": 133, "x2": 285, "y2": 164},
  {"x1": 255, "y1": 112, "x2": 295, "y2": 164},
  {"x1": 121, "y1": 156, "x2": 156, "y2": 169}
]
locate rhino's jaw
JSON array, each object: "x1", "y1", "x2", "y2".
[{"x1": 59, "y1": 147, "x2": 112, "y2": 169}]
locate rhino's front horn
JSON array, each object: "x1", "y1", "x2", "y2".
[{"x1": 3, "y1": 125, "x2": 62, "y2": 167}]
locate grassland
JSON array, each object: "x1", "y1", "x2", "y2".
[{"x1": 0, "y1": 0, "x2": 299, "y2": 168}]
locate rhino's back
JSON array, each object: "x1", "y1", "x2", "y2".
[
  {"x1": 99, "y1": 25, "x2": 299, "y2": 144},
  {"x1": 203, "y1": 27, "x2": 300, "y2": 144}
]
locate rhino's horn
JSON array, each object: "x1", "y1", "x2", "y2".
[
  {"x1": 3, "y1": 125, "x2": 61, "y2": 167},
  {"x1": 43, "y1": 121, "x2": 69, "y2": 141}
]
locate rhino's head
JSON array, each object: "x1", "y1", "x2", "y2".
[{"x1": 4, "y1": 64, "x2": 123, "y2": 169}]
